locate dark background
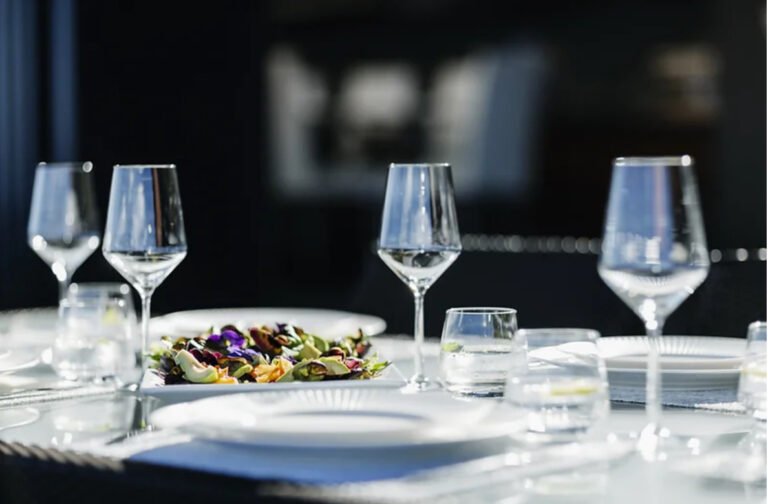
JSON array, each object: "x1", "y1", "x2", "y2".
[{"x1": 0, "y1": 0, "x2": 765, "y2": 338}]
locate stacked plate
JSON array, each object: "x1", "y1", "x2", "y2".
[
  {"x1": 150, "y1": 389, "x2": 526, "y2": 457},
  {"x1": 597, "y1": 336, "x2": 745, "y2": 390}
]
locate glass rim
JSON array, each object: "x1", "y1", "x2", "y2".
[
  {"x1": 37, "y1": 161, "x2": 93, "y2": 172},
  {"x1": 114, "y1": 164, "x2": 177, "y2": 169},
  {"x1": 517, "y1": 328, "x2": 600, "y2": 341},
  {"x1": 748, "y1": 321, "x2": 767, "y2": 331},
  {"x1": 389, "y1": 162, "x2": 451, "y2": 169},
  {"x1": 445, "y1": 307, "x2": 517, "y2": 315},
  {"x1": 613, "y1": 155, "x2": 692, "y2": 167},
  {"x1": 68, "y1": 282, "x2": 132, "y2": 294}
]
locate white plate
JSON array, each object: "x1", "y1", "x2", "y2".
[
  {"x1": 598, "y1": 336, "x2": 745, "y2": 370},
  {"x1": 151, "y1": 308, "x2": 386, "y2": 340},
  {"x1": 598, "y1": 336, "x2": 744, "y2": 390},
  {"x1": 140, "y1": 335, "x2": 404, "y2": 404},
  {"x1": 139, "y1": 366, "x2": 406, "y2": 404},
  {"x1": 150, "y1": 389, "x2": 526, "y2": 450},
  {"x1": 0, "y1": 408, "x2": 41, "y2": 431},
  {"x1": 0, "y1": 347, "x2": 42, "y2": 374}
]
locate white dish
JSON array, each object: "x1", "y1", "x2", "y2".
[
  {"x1": 0, "y1": 408, "x2": 41, "y2": 431},
  {"x1": 150, "y1": 389, "x2": 526, "y2": 450},
  {"x1": 0, "y1": 347, "x2": 42, "y2": 374},
  {"x1": 140, "y1": 367, "x2": 406, "y2": 404},
  {"x1": 598, "y1": 336, "x2": 744, "y2": 370},
  {"x1": 140, "y1": 332, "x2": 402, "y2": 404},
  {"x1": 151, "y1": 308, "x2": 386, "y2": 340},
  {"x1": 598, "y1": 336, "x2": 745, "y2": 390}
]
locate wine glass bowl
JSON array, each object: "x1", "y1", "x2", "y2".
[
  {"x1": 27, "y1": 162, "x2": 100, "y2": 302},
  {"x1": 378, "y1": 163, "x2": 461, "y2": 390},
  {"x1": 102, "y1": 164, "x2": 187, "y2": 369},
  {"x1": 598, "y1": 155, "x2": 709, "y2": 459}
]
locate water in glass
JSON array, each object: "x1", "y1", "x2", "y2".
[
  {"x1": 504, "y1": 329, "x2": 609, "y2": 438},
  {"x1": 378, "y1": 163, "x2": 461, "y2": 391},
  {"x1": 440, "y1": 308, "x2": 522, "y2": 397}
]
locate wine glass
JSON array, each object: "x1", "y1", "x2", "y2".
[
  {"x1": 102, "y1": 165, "x2": 187, "y2": 369},
  {"x1": 598, "y1": 155, "x2": 709, "y2": 460},
  {"x1": 377, "y1": 163, "x2": 461, "y2": 391},
  {"x1": 27, "y1": 162, "x2": 100, "y2": 302},
  {"x1": 672, "y1": 322, "x2": 766, "y2": 482},
  {"x1": 738, "y1": 321, "x2": 767, "y2": 461}
]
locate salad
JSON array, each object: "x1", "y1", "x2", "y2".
[{"x1": 149, "y1": 323, "x2": 389, "y2": 385}]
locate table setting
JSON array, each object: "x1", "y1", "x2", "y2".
[{"x1": 0, "y1": 158, "x2": 764, "y2": 503}]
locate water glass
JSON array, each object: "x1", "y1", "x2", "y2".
[
  {"x1": 504, "y1": 328, "x2": 609, "y2": 438},
  {"x1": 439, "y1": 307, "x2": 523, "y2": 397},
  {"x1": 738, "y1": 321, "x2": 766, "y2": 464},
  {"x1": 53, "y1": 283, "x2": 137, "y2": 382},
  {"x1": 739, "y1": 321, "x2": 767, "y2": 420}
]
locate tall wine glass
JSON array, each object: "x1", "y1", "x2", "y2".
[
  {"x1": 28, "y1": 162, "x2": 100, "y2": 302},
  {"x1": 377, "y1": 163, "x2": 461, "y2": 391},
  {"x1": 598, "y1": 155, "x2": 709, "y2": 460},
  {"x1": 102, "y1": 165, "x2": 187, "y2": 369}
]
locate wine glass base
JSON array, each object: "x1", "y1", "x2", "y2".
[{"x1": 400, "y1": 377, "x2": 440, "y2": 394}]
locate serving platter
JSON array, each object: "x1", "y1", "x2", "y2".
[{"x1": 140, "y1": 365, "x2": 406, "y2": 403}]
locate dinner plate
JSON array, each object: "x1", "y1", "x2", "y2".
[
  {"x1": 0, "y1": 408, "x2": 40, "y2": 431},
  {"x1": 150, "y1": 389, "x2": 526, "y2": 450},
  {"x1": 598, "y1": 336, "x2": 745, "y2": 390},
  {"x1": 151, "y1": 308, "x2": 386, "y2": 339},
  {"x1": 0, "y1": 347, "x2": 42, "y2": 374}
]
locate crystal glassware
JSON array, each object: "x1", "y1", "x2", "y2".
[
  {"x1": 598, "y1": 155, "x2": 709, "y2": 459},
  {"x1": 439, "y1": 307, "x2": 523, "y2": 397},
  {"x1": 54, "y1": 283, "x2": 137, "y2": 381},
  {"x1": 672, "y1": 322, "x2": 767, "y2": 482},
  {"x1": 377, "y1": 163, "x2": 461, "y2": 391},
  {"x1": 504, "y1": 328, "x2": 609, "y2": 440},
  {"x1": 27, "y1": 162, "x2": 100, "y2": 302},
  {"x1": 102, "y1": 165, "x2": 187, "y2": 369},
  {"x1": 738, "y1": 322, "x2": 767, "y2": 457}
]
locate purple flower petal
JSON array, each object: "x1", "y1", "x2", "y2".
[
  {"x1": 221, "y1": 329, "x2": 245, "y2": 348},
  {"x1": 227, "y1": 347, "x2": 262, "y2": 362}
]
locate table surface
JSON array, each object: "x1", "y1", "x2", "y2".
[{"x1": 0, "y1": 328, "x2": 765, "y2": 503}]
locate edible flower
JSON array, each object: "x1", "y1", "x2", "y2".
[
  {"x1": 207, "y1": 329, "x2": 246, "y2": 349},
  {"x1": 251, "y1": 356, "x2": 293, "y2": 383}
]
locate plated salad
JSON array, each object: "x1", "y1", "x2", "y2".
[{"x1": 149, "y1": 323, "x2": 389, "y2": 385}]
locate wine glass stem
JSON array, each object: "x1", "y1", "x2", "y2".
[
  {"x1": 411, "y1": 290, "x2": 426, "y2": 384},
  {"x1": 54, "y1": 263, "x2": 70, "y2": 303},
  {"x1": 139, "y1": 292, "x2": 152, "y2": 370},
  {"x1": 57, "y1": 278, "x2": 69, "y2": 304},
  {"x1": 644, "y1": 320, "x2": 665, "y2": 428}
]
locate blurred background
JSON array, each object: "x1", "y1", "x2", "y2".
[{"x1": 0, "y1": 0, "x2": 765, "y2": 337}]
